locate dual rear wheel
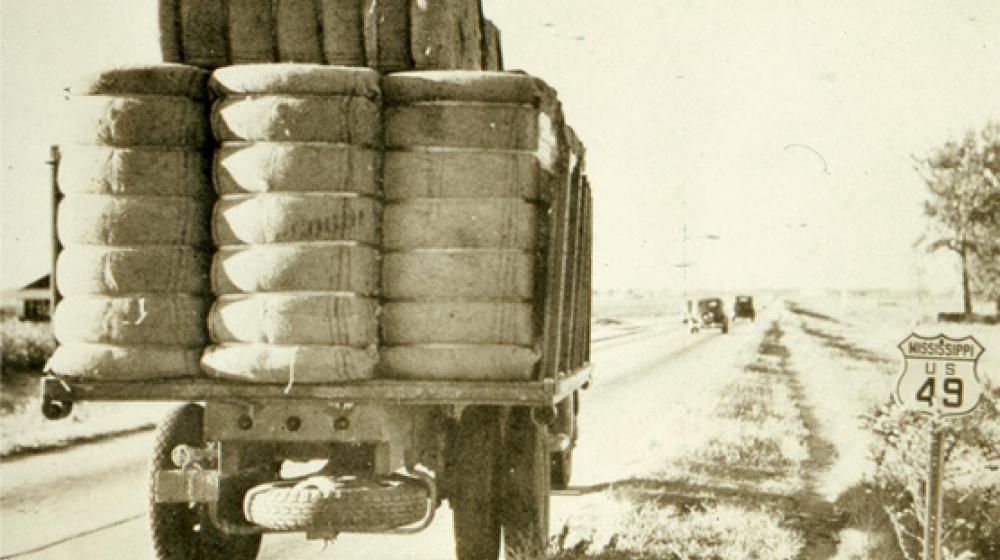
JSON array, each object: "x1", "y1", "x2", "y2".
[
  {"x1": 149, "y1": 404, "x2": 262, "y2": 560},
  {"x1": 149, "y1": 403, "x2": 558, "y2": 560},
  {"x1": 450, "y1": 406, "x2": 552, "y2": 560}
]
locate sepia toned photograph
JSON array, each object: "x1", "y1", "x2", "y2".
[{"x1": 1, "y1": 1, "x2": 998, "y2": 559}]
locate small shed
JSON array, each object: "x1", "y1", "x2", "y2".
[{"x1": 17, "y1": 275, "x2": 52, "y2": 322}]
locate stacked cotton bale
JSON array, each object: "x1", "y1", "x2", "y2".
[
  {"x1": 379, "y1": 71, "x2": 566, "y2": 381},
  {"x1": 158, "y1": 0, "x2": 492, "y2": 72},
  {"x1": 410, "y1": 0, "x2": 483, "y2": 70},
  {"x1": 202, "y1": 65, "x2": 382, "y2": 384},
  {"x1": 481, "y1": 19, "x2": 502, "y2": 70},
  {"x1": 47, "y1": 65, "x2": 213, "y2": 379}
]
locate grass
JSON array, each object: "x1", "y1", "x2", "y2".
[
  {"x1": 552, "y1": 321, "x2": 814, "y2": 559},
  {"x1": 0, "y1": 316, "x2": 55, "y2": 373},
  {"x1": 551, "y1": 501, "x2": 803, "y2": 560},
  {"x1": 0, "y1": 316, "x2": 168, "y2": 457},
  {"x1": 785, "y1": 298, "x2": 1000, "y2": 559}
]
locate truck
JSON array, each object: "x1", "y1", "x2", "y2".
[{"x1": 40, "y1": 139, "x2": 594, "y2": 560}]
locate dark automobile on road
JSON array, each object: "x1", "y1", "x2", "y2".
[
  {"x1": 686, "y1": 297, "x2": 729, "y2": 334},
  {"x1": 733, "y1": 295, "x2": 755, "y2": 322}
]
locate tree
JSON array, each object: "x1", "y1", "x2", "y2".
[{"x1": 917, "y1": 122, "x2": 1000, "y2": 317}]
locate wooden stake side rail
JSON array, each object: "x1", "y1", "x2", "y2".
[{"x1": 42, "y1": 364, "x2": 593, "y2": 407}]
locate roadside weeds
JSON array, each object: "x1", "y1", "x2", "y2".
[{"x1": 551, "y1": 320, "x2": 838, "y2": 560}]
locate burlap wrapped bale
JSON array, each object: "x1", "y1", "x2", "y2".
[
  {"x1": 409, "y1": 0, "x2": 463, "y2": 70},
  {"x1": 53, "y1": 295, "x2": 208, "y2": 345},
  {"x1": 383, "y1": 199, "x2": 536, "y2": 249},
  {"x1": 159, "y1": 0, "x2": 228, "y2": 68},
  {"x1": 213, "y1": 194, "x2": 379, "y2": 245},
  {"x1": 215, "y1": 143, "x2": 378, "y2": 195},
  {"x1": 363, "y1": 0, "x2": 412, "y2": 72},
  {"x1": 211, "y1": 64, "x2": 380, "y2": 96},
  {"x1": 58, "y1": 147, "x2": 211, "y2": 197},
  {"x1": 212, "y1": 244, "x2": 378, "y2": 294},
  {"x1": 57, "y1": 246, "x2": 210, "y2": 295},
  {"x1": 47, "y1": 343, "x2": 203, "y2": 379},
  {"x1": 383, "y1": 251, "x2": 533, "y2": 300},
  {"x1": 202, "y1": 343, "x2": 377, "y2": 383},
  {"x1": 456, "y1": 0, "x2": 483, "y2": 70},
  {"x1": 381, "y1": 71, "x2": 543, "y2": 104},
  {"x1": 384, "y1": 103, "x2": 538, "y2": 150},
  {"x1": 276, "y1": 0, "x2": 325, "y2": 62},
  {"x1": 383, "y1": 149, "x2": 537, "y2": 199},
  {"x1": 65, "y1": 96, "x2": 209, "y2": 148},
  {"x1": 70, "y1": 64, "x2": 210, "y2": 99},
  {"x1": 158, "y1": 0, "x2": 185, "y2": 63},
  {"x1": 229, "y1": 0, "x2": 278, "y2": 63},
  {"x1": 212, "y1": 95, "x2": 380, "y2": 144},
  {"x1": 321, "y1": 0, "x2": 366, "y2": 65},
  {"x1": 379, "y1": 345, "x2": 538, "y2": 381},
  {"x1": 209, "y1": 293, "x2": 376, "y2": 344},
  {"x1": 481, "y1": 19, "x2": 502, "y2": 70},
  {"x1": 58, "y1": 195, "x2": 211, "y2": 246},
  {"x1": 383, "y1": 302, "x2": 533, "y2": 345}
]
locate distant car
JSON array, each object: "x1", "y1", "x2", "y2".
[
  {"x1": 686, "y1": 298, "x2": 729, "y2": 334},
  {"x1": 733, "y1": 295, "x2": 755, "y2": 322}
]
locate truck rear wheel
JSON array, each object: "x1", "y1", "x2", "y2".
[
  {"x1": 501, "y1": 407, "x2": 550, "y2": 559},
  {"x1": 149, "y1": 403, "x2": 262, "y2": 560},
  {"x1": 450, "y1": 406, "x2": 502, "y2": 560}
]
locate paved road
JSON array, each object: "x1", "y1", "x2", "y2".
[{"x1": 1, "y1": 316, "x2": 765, "y2": 560}]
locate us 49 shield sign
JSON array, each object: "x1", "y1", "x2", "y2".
[{"x1": 895, "y1": 334, "x2": 985, "y2": 416}]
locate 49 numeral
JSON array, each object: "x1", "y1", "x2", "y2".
[{"x1": 915, "y1": 378, "x2": 963, "y2": 408}]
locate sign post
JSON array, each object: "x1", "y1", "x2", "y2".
[{"x1": 895, "y1": 334, "x2": 985, "y2": 560}]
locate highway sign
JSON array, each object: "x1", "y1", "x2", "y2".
[{"x1": 895, "y1": 334, "x2": 985, "y2": 416}]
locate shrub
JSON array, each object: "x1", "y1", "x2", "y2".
[
  {"x1": 862, "y1": 391, "x2": 1000, "y2": 559},
  {"x1": 1, "y1": 317, "x2": 55, "y2": 372}
]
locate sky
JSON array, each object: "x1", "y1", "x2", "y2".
[{"x1": 2, "y1": 0, "x2": 999, "y2": 293}]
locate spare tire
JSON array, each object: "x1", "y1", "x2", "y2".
[
  {"x1": 56, "y1": 246, "x2": 210, "y2": 295},
  {"x1": 212, "y1": 95, "x2": 379, "y2": 144},
  {"x1": 58, "y1": 147, "x2": 211, "y2": 197},
  {"x1": 209, "y1": 294, "x2": 377, "y2": 345},
  {"x1": 384, "y1": 103, "x2": 538, "y2": 150},
  {"x1": 58, "y1": 195, "x2": 211, "y2": 246},
  {"x1": 383, "y1": 199, "x2": 537, "y2": 249},
  {"x1": 65, "y1": 96, "x2": 209, "y2": 148},
  {"x1": 244, "y1": 475, "x2": 427, "y2": 532},
  {"x1": 213, "y1": 194, "x2": 379, "y2": 245},
  {"x1": 212, "y1": 244, "x2": 378, "y2": 294},
  {"x1": 383, "y1": 149, "x2": 538, "y2": 200},
  {"x1": 215, "y1": 143, "x2": 378, "y2": 195},
  {"x1": 382, "y1": 251, "x2": 534, "y2": 300},
  {"x1": 201, "y1": 343, "x2": 377, "y2": 383},
  {"x1": 53, "y1": 295, "x2": 208, "y2": 346},
  {"x1": 46, "y1": 343, "x2": 203, "y2": 379},
  {"x1": 70, "y1": 64, "x2": 210, "y2": 98}
]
